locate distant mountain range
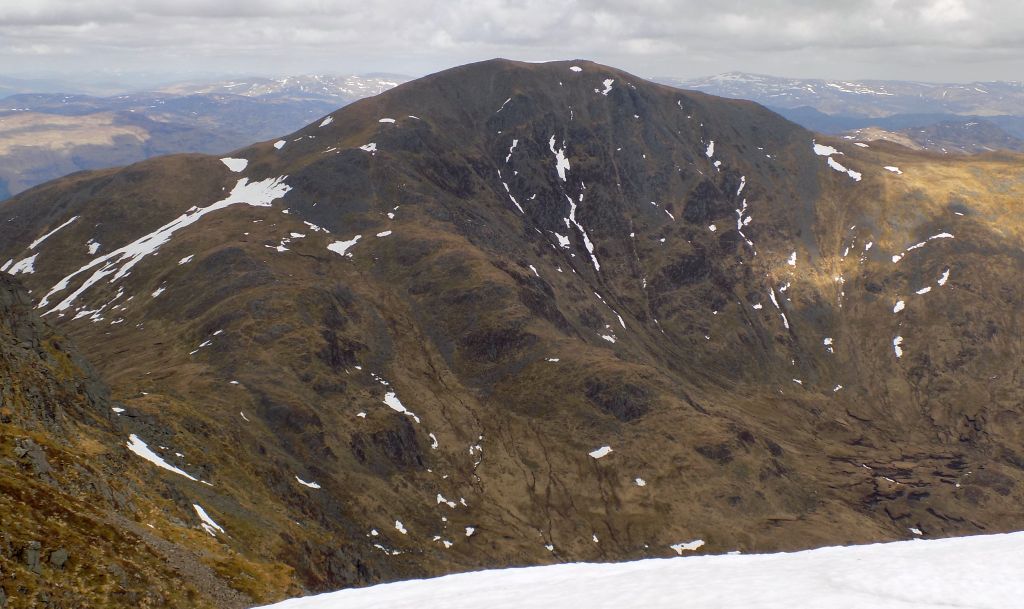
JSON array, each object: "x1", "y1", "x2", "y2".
[
  {"x1": 0, "y1": 74, "x2": 410, "y2": 199},
  {"x1": 663, "y1": 72, "x2": 1024, "y2": 117},
  {"x1": 660, "y1": 72, "x2": 1024, "y2": 153},
  {"x1": 158, "y1": 73, "x2": 408, "y2": 100}
]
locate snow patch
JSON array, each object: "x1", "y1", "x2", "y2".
[
  {"x1": 296, "y1": 476, "x2": 321, "y2": 489},
  {"x1": 30, "y1": 215, "x2": 79, "y2": 249},
  {"x1": 220, "y1": 157, "x2": 248, "y2": 172},
  {"x1": 327, "y1": 235, "x2": 361, "y2": 257},
  {"x1": 549, "y1": 136, "x2": 570, "y2": 181},
  {"x1": 670, "y1": 539, "x2": 705, "y2": 555},
  {"x1": 6, "y1": 254, "x2": 37, "y2": 275},
  {"x1": 193, "y1": 504, "x2": 224, "y2": 537},
  {"x1": 589, "y1": 446, "x2": 613, "y2": 459},
  {"x1": 126, "y1": 434, "x2": 198, "y2": 481},
  {"x1": 383, "y1": 391, "x2": 420, "y2": 423}
]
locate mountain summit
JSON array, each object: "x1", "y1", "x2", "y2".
[{"x1": 2, "y1": 58, "x2": 1023, "y2": 607}]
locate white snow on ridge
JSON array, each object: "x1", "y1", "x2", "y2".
[
  {"x1": 40, "y1": 176, "x2": 291, "y2": 314},
  {"x1": 193, "y1": 503, "x2": 225, "y2": 537},
  {"x1": 813, "y1": 143, "x2": 841, "y2": 156},
  {"x1": 6, "y1": 254, "x2": 37, "y2": 275},
  {"x1": 254, "y1": 532, "x2": 1024, "y2": 609},
  {"x1": 569, "y1": 66, "x2": 583, "y2": 72},
  {"x1": 30, "y1": 215, "x2": 79, "y2": 249},
  {"x1": 598, "y1": 79, "x2": 614, "y2": 95},
  {"x1": 126, "y1": 434, "x2": 198, "y2": 481},
  {"x1": 220, "y1": 157, "x2": 248, "y2": 172},
  {"x1": 320, "y1": 116, "x2": 334, "y2": 127},
  {"x1": 589, "y1": 446, "x2": 613, "y2": 459},
  {"x1": 705, "y1": 141, "x2": 715, "y2": 158}
]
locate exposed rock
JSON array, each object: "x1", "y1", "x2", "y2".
[
  {"x1": 49, "y1": 548, "x2": 68, "y2": 569},
  {"x1": 23, "y1": 541, "x2": 41, "y2": 575}
]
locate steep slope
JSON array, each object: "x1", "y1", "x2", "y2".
[
  {"x1": 1, "y1": 59, "x2": 1023, "y2": 605},
  {"x1": 0, "y1": 274, "x2": 292, "y2": 608}
]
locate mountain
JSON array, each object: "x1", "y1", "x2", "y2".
[
  {"x1": 662, "y1": 73, "x2": 1024, "y2": 153},
  {"x1": 2, "y1": 58, "x2": 1023, "y2": 606},
  {"x1": 256, "y1": 532, "x2": 1024, "y2": 608},
  {"x1": 0, "y1": 75, "x2": 409, "y2": 200}
]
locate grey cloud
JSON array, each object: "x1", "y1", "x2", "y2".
[{"x1": 1, "y1": 0, "x2": 1022, "y2": 84}]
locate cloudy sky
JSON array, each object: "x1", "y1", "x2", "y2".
[{"x1": 2, "y1": 0, "x2": 1022, "y2": 87}]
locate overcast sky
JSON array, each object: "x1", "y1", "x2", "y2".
[{"x1": 2, "y1": 0, "x2": 1023, "y2": 87}]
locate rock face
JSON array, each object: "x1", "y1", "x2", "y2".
[{"x1": 1, "y1": 59, "x2": 1023, "y2": 605}]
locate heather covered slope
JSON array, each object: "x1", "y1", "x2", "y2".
[{"x1": 1, "y1": 59, "x2": 1022, "y2": 605}]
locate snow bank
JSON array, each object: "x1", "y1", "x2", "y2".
[{"x1": 255, "y1": 532, "x2": 1024, "y2": 609}]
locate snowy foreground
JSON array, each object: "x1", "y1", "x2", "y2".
[{"x1": 257, "y1": 532, "x2": 1024, "y2": 609}]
